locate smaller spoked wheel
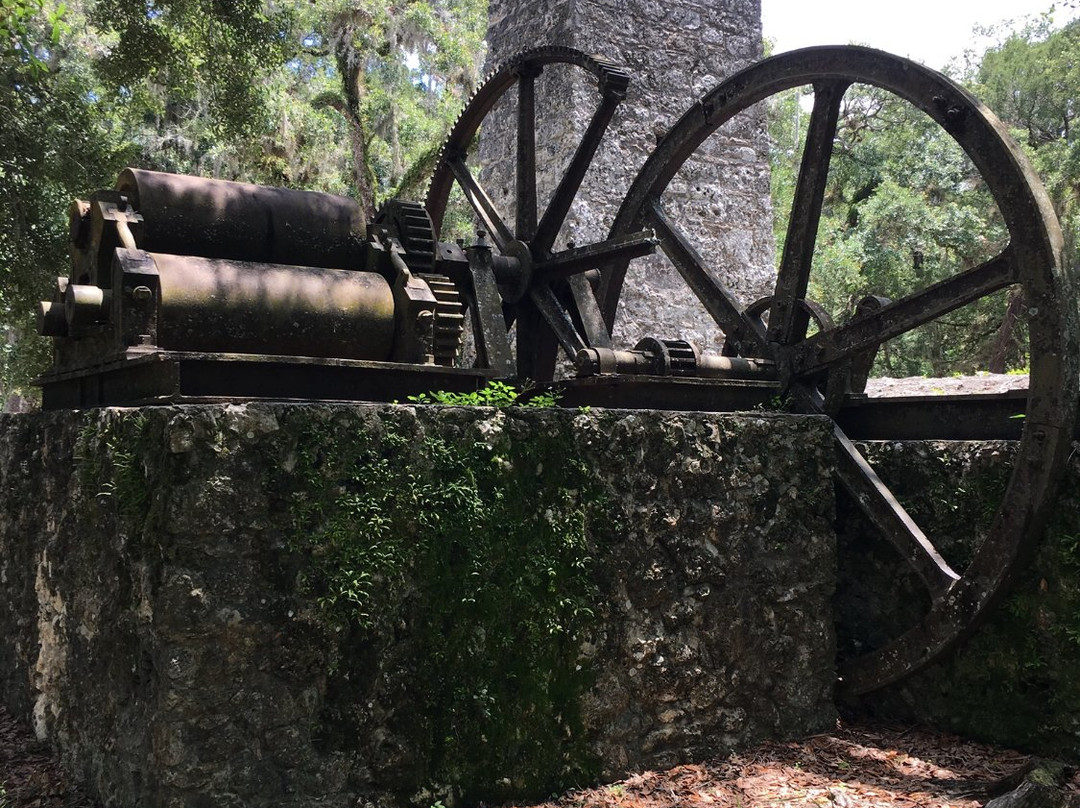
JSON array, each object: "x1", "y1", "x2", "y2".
[
  {"x1": 426, "y1": 46, "x2": 655, "y2": 380},
  {"x1": 603, "y1": 46, "x2": 1078, "y2": 694}
]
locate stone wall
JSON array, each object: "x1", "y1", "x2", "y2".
[
  {"x1": 480, "y1": 0, "x2": 775, "y2": 354},
  {"x1": 0, "y1": 404, "x2": 837, "y2": 807}
]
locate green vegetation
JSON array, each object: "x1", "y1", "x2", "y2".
[
  {"x1": 283, "y1": 412, "x2": 612, "y2": 803},
  {"x1": 70, "y1": 404, "x2": 612, "y2": 800},
  {"x1": 767, "y1": 10, "x2": 1080, "y2": 378},
  {"x1": 409, "y1": 380, "x2": 560, "y2": 407}
]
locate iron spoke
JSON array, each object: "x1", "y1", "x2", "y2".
[
  {"x1": 448, "y1": 156, "x2": 515, "y2": 251},
  {"x1": 770, "y1": 80, "x2": 849, "y2": 345},
  {"x1": 791, "y1": 247, "x2": 1020, "y2": 378},
  {"x1": 529, "y1": 284, "x2": 587, "y2": 357},
  {"x1": 515, "y1": 67, "x2": 540, "y2": 240},
  {"x1": 533, "y1": 93, "x2": 624, "y2": 256},
  {"x1": 833, "y1": 425, "x2": 961, "y2": 600},
  {"x1": 648, "y1": 201, "x2": 770, "y2": 356},
  {"x1": 534, "y1": 230, "x2": 658, "y2": 283},
  {"x1": 568, "y1": 273, "x2": 612, "y2": 348}
]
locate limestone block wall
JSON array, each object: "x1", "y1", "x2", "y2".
[
  {"x1": 480, "y1": 0, "x2": 776, "y2": 354},
  {"x1": 0, "y1": 404, "x2": 836, "y2": 807}
]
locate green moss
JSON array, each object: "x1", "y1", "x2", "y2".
[
  {"x1": 75, "y1": 410, "x2": 165, "y2": 530},
  {"x1": 281, "y1": 409, "x2": 613, "y2": 804}
]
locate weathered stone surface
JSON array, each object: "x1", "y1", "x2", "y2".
[
  {"x1": 0, "y1": 404, "x2": 836, "y2": 807},
  {"x1": 480, "y1": 0, "x2": 775, "y2": 356}
]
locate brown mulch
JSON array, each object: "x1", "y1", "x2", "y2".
[
  {"x1": 504, "y1": 723, "x2": 1079, "y2": 808},
  {"x1": 1, "y1": 702, "x2": 1075, "y2": 808}
]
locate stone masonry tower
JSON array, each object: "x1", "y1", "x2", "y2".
[{"x1": 479, "y1": 0, "x2": 776, "y2": 355}]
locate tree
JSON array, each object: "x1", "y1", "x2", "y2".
[
  {"x1": 305, "y1": 0, "x2": 484, "y2": 217},
  {"x1": 89, "y1": 0, "x2": 486, "y2": 216},
  {"x1": 977, "y1": 17, "x2": 1080, "y2": 272},
  {"x1": 768, "y1": 83, "x2": 1013, "y2": 377},
  {"x1": 0, "y1": 1, "x2": 133, "y2": 407}
]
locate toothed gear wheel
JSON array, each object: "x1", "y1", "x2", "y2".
[
  {"x1": 422, "y1": 45, "x2": 633, "y2": 380},
  {"x1": 419, "y1": 273, "x2": 466, "y2": 367},
  {"x1": 373, "y1": 200, "x2": 436, "y2": 273},
  {"x1": 425, "y1": 46, "x2": 630, "y2": 238},
  {"x1": 633, "y1": 337, "x2": 699, "y2": 377}
]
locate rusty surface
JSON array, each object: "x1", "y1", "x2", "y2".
[
  {"x1": 37, "y1": 167, "x2": 480, "y2": 402},
  {"x1": 424, "y1": 46, "x2": 645, "y2": 380},
  {"x1": 153, "y1": 253, "x2": 396, "y2": 361},
  {"x1": 115, "y1": 168, "x2": 368, "y2": 271},
  {"x1": 35, "y1": 351, "x2": 498, "y2": 409}
]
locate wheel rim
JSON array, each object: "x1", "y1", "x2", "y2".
[{"x1": 604, "y1": 46, "x2": 1079, "y2": 694}]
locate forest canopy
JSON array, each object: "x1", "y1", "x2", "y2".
[{"x1": 1, "y1": 0, "x2": 1077, "y2": 403}]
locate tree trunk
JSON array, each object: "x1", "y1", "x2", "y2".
[
  {"x1": 988, "y1": 289, "x2": 1024, "y2": 373},
  {"x1": 331, "y1": 12, "x2": 378, "y2": 220}
]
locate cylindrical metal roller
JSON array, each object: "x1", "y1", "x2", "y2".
[
  {"x1": 115, "y1": 169, "x2": 368, "y2": 271},
  {"x1": 37, "y1": 302, "x2": 65, "y2": 336},
  {"x1": 575, "y1": 342, "x2": 776, "y2": 380},
  {"x1": 152, "y1": 253, "x2": 395, "y2": 361},
  {"x1": 36, "y1": 277, "x2": 70, "y2": 337},
  {"x1": 64, "y1": 284, "x2": 111, "y2": 331}
]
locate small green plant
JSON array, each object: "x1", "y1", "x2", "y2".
[
  {"x1": 75, "y1": 411, "x2": 157, "y2": 519},
  {"x1": 409, "y1": 380, "x2": 559, "y2": 408},
  {"x1": 756, "y1": 392, "x2": 792, "y2": 412}
]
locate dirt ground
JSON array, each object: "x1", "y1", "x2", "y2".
[
  {"x1": 0, "y1": 705, "x2": 96, "y2": 807},
  {"x1": 2, "y1": 700, "x2": 1073, "y2": 808}
]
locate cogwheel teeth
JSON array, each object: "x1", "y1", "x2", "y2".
[{"x1": 424, "y1": 46, "x2": 632, "y2": 236}]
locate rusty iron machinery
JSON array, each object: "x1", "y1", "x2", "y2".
[
  {"x1": 424, "y1": 46, "x2": 1078, "y2": 697},
  {"x1": 35, "y1": 46, "x2": 1078, "y2": 698},
  {"x1": 595, "y1": 46, "x2": 1078, "y2": 697},
  {"x1": 37, "y1": 168, "x2": 492, "y2": 405}
]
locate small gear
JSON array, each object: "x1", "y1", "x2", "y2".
[
  {"x1": 419, "y1": 273, "x2": 466, "y2": 367},
  {"x1": 633, "y1": 337, "x2": 699, "y2": 376},
  {"x1": 373, "y1": 200, "x2": 465, "y2": 366},
  {"x1": 372, "y1": 200, "x2": 436, "y2": 274}
]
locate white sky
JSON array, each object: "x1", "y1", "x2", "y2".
[{"x1": 761, "y1": 0, "x2": 1080, "y2": 71}]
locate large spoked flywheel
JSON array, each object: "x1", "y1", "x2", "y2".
[{"x1": 602, "y1": 46, "x2": 1079, "y2": 695}]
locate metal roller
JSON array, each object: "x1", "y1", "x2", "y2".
[
  {"x1": 114, "y1": 168, "x2": 368, "y2": 271},
  {"x1": 151, "y1": 254, "x2": 395, "y2": 361}
]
